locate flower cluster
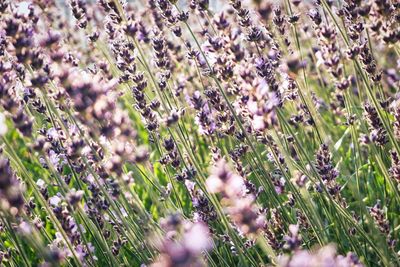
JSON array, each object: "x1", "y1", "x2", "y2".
[{"x1": 0, "y1": 0, "x2": 398, "y2": 266}]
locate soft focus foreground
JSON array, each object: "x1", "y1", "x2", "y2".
[{"x1": 0, "y1": 0, "x2": 399, "y2": 266}]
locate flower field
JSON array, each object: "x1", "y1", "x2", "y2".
[{"x1": 0, "y1": 0, "x2": 399, "y2": 266}]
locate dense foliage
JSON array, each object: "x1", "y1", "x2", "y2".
[{"x1": 0, "y1": 0, "x2": 399, "y2": 266}]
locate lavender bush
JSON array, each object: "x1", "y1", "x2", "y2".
[{"x1": 0, "y1": 0, "x2": 399, "y2": 266}]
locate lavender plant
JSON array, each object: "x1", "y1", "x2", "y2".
[{"x1": 0, "y1": 0, "x2": 399, "y2": 266}]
